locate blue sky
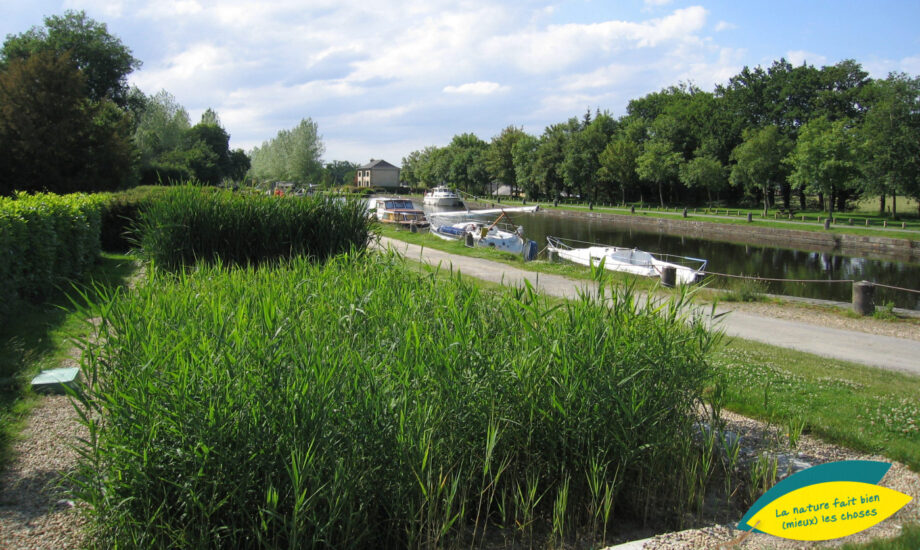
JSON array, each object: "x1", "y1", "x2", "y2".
[{"x1": 2, "y1": 0, "x2": 919, "y2": 165}]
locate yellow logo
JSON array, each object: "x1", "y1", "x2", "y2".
[{"x1": 746, "y1": 481, "x2": 911, "y2": 541}]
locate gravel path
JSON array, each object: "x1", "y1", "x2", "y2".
[{"x1": 0, "y1": 395, "x2": 87, "y2": 550}]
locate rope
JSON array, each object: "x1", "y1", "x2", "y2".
[
  {"x1": 700, "y1": 271, "x2": 852, "y2": 284},
  {"x1": 869, "y1": 282, "x2": 920, "y2": 295}
]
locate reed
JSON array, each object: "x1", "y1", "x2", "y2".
[
  {"x1": 134, "y1": 184, "x2": 372, "y2": 269},
  {"x1": 73, "y1": 252, "x2": 722, "y2": 548}
]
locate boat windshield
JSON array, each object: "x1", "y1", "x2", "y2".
[
  {"x1": 609, "y1": 249, "x2": 654, "y2": 266},
  {"x1": 384, "y1": 200, "x2": 415, "y2": 209}
]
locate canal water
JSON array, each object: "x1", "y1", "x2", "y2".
[{"x1": 422, "y1": 203, "x2": 920, "y2": 310}]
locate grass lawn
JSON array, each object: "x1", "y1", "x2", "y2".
[{"x1": 0, "y1": 252, "x2": 139, "y2": 471}]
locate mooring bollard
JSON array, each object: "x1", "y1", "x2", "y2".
[
  {"x1": 884, "y1": 220, "x2": 887, "y2": 228},
  {"x1": 747, "y1": 213, "x2": 753, "y2": 223},
  {"x1": 410, "y1": 222, "x2": 418, "y2": 233},
  {"x1": 852, "y1": 281, "x2": 875, "y2": 316},
  {"x1": 553, "y1": 199, "x2": 558, "y2": 207},
  {"x1": 660, "y1": 266, "x2": 677, "y2": 288},
  {"x1": 682, "y1": 208, "x2": 688, "y2": 218},
  {"x1": 589, "y1": 202, "x2": 593, "y2": 210},
  {"x1": 802, "y1": 215, "x2": 806, "y2": 222},
  {"x1": 866, "y1": 219, "x2": 870, "y2": 227},
  {"x1": 630, "y1": 205, "x2": 635, "y2": 214},
  {"x1": 465, "y1": 233, "x2": 475, "y2": 248},
  {"x1": 824, "y1": 218, "x2": 831, "y2": 230},
  {"x1": 849, "y1": 218, "x2": 853, "y2": 225}
]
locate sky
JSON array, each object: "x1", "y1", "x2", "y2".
[{"x1": 2, "y1": 0, "x2": 920, "y2": 166}]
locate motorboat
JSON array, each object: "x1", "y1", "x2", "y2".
[
  {"x1": 430, "y1": 212, "x2": 537, "y2": 259},
  {"x1": 423, "y1": 186, "x2": 464, "y2": 207},
  {"x1": 374, "y1": 197, "x2": 429, "y2": 228},
  {"x1": 545, "y1": 236, "x2": 707, "y2": 285}
]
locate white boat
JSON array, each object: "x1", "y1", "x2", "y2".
[
  {"x1": 545, "y1": 236, "x2": 707, "y2": 285},
  {"x1": 430, "y1": 213, "x2": 537, "y2": 259},
  {"x1": 372, "y1": 197, "x2": 429, "y2": 228},
  {"x1": 431, "y1": 204, "x2": 540, "y2": 217},
  {"x1": 423, "y1": 186, "x2": 464, "y2": 207}
]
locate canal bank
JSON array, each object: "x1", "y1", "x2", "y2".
[
  {"x1": 376, "y1": 236, "x2": 920, "y2": 374},
  {"x1": 460, "y1": 201, "x2": 920, "y2": 262}
]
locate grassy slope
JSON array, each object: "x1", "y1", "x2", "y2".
[{"x1": 0, "y1": 253, "x2": 139, "y2": 471}]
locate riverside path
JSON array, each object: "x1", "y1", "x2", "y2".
[{"x1": 376, "y1": 236, "x2": 920, "y2": 375}]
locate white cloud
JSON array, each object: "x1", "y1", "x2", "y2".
[
  {"x1": 715, "y1": 20, "x2": 737, "y2": 32},
  {"x1": 786, "y1": 49, "x2": 828, "y2": 67},
  {"x1": 443, "y1": 81, "x2": 509, "y2": 95}
]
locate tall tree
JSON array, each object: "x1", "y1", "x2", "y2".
[
  {"x1": 0, "y1": 51, "x2": 133, "y2": 194},
  {"x1": 486, "y1": 126, "x2": 528, "y2": 196},
  {"x1": 563, "y1": 113, "x2": 616, "y2": 203},
  {"x1": 729, "y1": 125, "x2": 792, "y2": 214},
  {"x1": 859, "y1": 73, "x2": 920, "y2": 217},
  {"x1": 636, "y1": 139, "x2": 682, "y2": 207},
  {"x1": 786, "y1": 116, "x2": 861, "y2": 216},
  {"x1": 597, "y1": 138, "x2": 640, "y2": 204},
  {"x1": 250, "y1": 118, "x2": 325, "y2": 184},
  {"x1": 511, "y1": 133, "x2": 540, "y2": 199},
  {"x1": 1, "y1": 10, "x2": 140, "y2": 107},
  {"x1": 679, "y1": 155, "x2": 726, "y2": 207}
]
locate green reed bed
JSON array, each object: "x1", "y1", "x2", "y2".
[
  {"x1": 135, "y1": 185, "x2": 372, "y2": 269},
  {"x1": 74, "y1": 252, "x2": 723, "y2": 548}
]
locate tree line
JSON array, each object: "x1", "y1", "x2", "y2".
[
  {"x1": 0, "y1": 11, "x2": 250, "y2": 196},
  {"x1": 401, "y1": 60, "x2": 920, "y2": 217}
]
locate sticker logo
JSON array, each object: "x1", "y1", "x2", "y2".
[{"x1": 737, "y1": 460, "x2": 911, "y2": 541}]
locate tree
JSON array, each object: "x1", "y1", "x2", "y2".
[
  {"x1": 0, "y1": 51, "x2": 133, "y2": 195},
  {"x1": 228, "y1": 149, "x2": 251, "y2": 182},
  {"x1": 511, "y1": 133, "x2": 540, "y2": 199},
  {"x1": 1, "y1": 10, "x2": 140, "y2": 107},
  {"x1": 729, "y1": 125, "x2": 792, "y2": 215},
  {"x1": 563, "y1": 113, "x2": 616, "y2": 203},
  {"x1": 679, "y1": 155, "x2": 726, "y2": 207},
  {"x1": 486, "y1": 126, "x2": 528, "y2": 196},
  {"x1": 636, "y1": 139, "x2": 682, "y2": 207},
  {"x1": 250, "y1": 118, "x2": 325, "y2": 184},
  {"x1": 185, "y1": 121, "x2": 231, "y2": 185},
  {"x1": 444, "y1": 133, "x2": 488, "y2": 194},
  {"x1": 859, "y1": 73, "x2": 920, "y2": 217},
  {"x1": 785, "y1": 116, "x2": 861, "y2": 216},
  {"x1": 597, "y1": 138, "x2": 640, "y2": 205},
  {"x1": 324, "y1": 160, "x2": 358, "y2": 187},
  {"x1": 134, "y1": 90, "x2": 192, "y2": 173}
]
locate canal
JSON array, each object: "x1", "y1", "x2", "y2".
[{"x1": 422, "y1": 204, "x2": 920, "y2": 310}]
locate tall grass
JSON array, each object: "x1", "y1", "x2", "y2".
[
  {"x1": 135, "y1": 185, "x2": 372, "y2": 269},
  {"x1": 73, "y1": 252, "x2": 723, "y2": 548}
]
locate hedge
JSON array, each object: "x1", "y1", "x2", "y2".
[{"x1": 0, "y1": 191, "x2": 106, "y2": 326}]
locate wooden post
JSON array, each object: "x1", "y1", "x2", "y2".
[
  {"x1": 865, "y1": 219, "x2": 869, "y2": 227},
  {"x1": 682, "y1": 208, "x2": 688, "y2": 218},
  {"x1": 660, "y1": 266, "x2": 677, "y2": 288},
  {"x1": 883, "y1": 220, "x2": 887, "y2": 228},
  {"x1": 852, "y1": 281, "x2": 875, "y2": 316},
  {"x1": 747, "y1": 213, "x2": 753, "y2": 222}
]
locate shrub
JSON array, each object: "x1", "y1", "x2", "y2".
[
  {"x1": 99, "y1": 186, "x2": 170, "y2": 252},
  {"x1": 74, "y1": 254, "x2": 721, "y2": 548},
  {"x1": 134, "y1": 185, "x2": 372, "y2": 269},
  {"x1": 0, "y1": 192, "x2": 106, "y2": 326}
]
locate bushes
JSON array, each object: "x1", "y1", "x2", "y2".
[
  {"x1": 0, "y1": 192, "x2": 106, "y2": 325},
  {"x1": 74, "y1": 254, "x2": 721, "y2": 548},
  {"x1": 134, "y1": 185, "x2": 372, "y2": 269},
  {"x1": 98, "y1": 185, "x2": 168, "y2": 252}
]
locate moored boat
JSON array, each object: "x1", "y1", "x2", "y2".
[
  {"x1": 431, "y1": 213, "x2": 538, "y2": 259},
  {"x1": 546, "y1": 236, "x2": 707, "y2": 284},
  {"x1": 374, "y1": 198, "x2": 429, "y2": 228},
  {"x1": 423, "y1": 186, "x2": 464, "y2": 207}
]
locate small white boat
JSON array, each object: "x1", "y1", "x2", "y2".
[
  {"x1": 433, "y1": 205, "x2": 540, "y2": 217},
  {"x1": 546, "y1": 236, "x2": 707, "y2": 285},
  {"x1": 423, "y1": 186, "x2": 464, "y2": 207},
  {"x1": 430, "y1": 213, "x2": 537, "y2": 259}
]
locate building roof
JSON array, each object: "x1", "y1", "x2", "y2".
[{"x1": 359, "y1": 159, "x2": 399, "y2": 170}]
